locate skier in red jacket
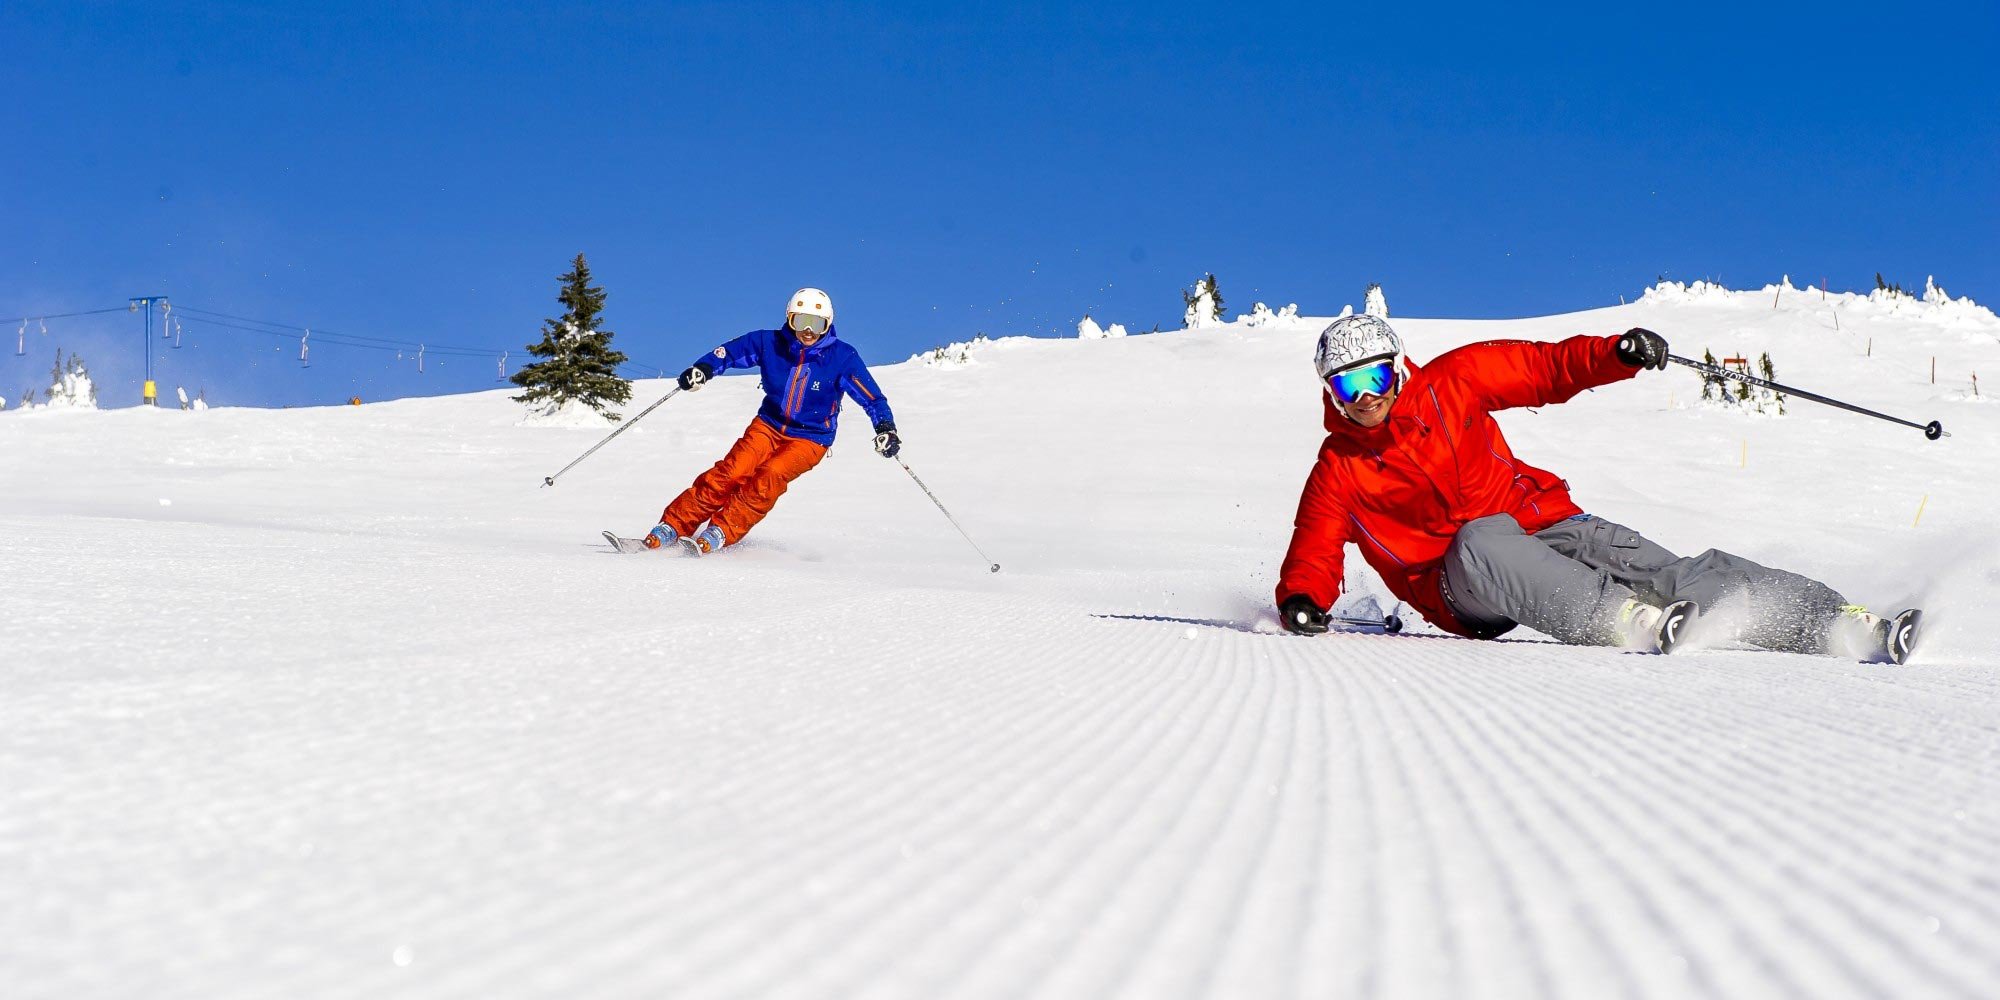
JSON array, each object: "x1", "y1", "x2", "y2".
[{"x1": 1275, "y1": 314, "x2": 1919, "y2": 662}]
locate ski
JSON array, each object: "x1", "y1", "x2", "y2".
[
  {"x1": 602, "y1": 530, "x2": 649, "y2": 554},
  {"x1": 603, "y1": 530, "x2": 707, "y2": 557}
]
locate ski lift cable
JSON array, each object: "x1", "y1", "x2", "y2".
[
  {"x1": 1, "y1": 306, "x2": 130, "y2": 325},
  {"x1": 172, "y1": 303, "x2": 668, "y2": 370},
  {"x1": 175, "y1": 304, "x2": 511, "y2": 355}
]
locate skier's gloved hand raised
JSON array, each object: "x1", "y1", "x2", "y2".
[
  {"x1": 872, "y1": 421, "x2": 901, "y2": 459},
  {"x1": 678, "y1": 363, "x2": 712, "y2": 392},
  {"x1": 1279, "y1": 594, "x2": 1330, "y2": 635},
  {"x1": 1615, "y1": 328, "x2": 1669, "y2": 371}
]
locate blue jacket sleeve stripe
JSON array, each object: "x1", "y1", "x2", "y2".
[{"x1": 842, "y1": 357, "x2": 894, "y2": 427}]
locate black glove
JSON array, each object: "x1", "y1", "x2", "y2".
[
  {"x1": 678, "y1": 363, "x2": 713, "y2": 391},
  {"x1": 872, "y1": 421, "x2": 900, "y2": 459},
  {"x1": 1615, "y1": 328, "x2": 1669, "y2": 371},
  {"x1": 1278, "y1": 594, "x2": 1330, "y2": 635}
]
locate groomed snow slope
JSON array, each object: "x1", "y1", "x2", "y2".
[{"x1": 4, "y1": 285, "x2": 1999, "y2": 999}]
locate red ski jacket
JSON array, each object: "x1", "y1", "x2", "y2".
[{"x1": 1276, "y1": 334, "x2": 1640, "y2": 637}]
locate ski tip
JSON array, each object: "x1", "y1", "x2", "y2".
[
  {"x1": 1658, "y1": 600, "x2": 1699, "y2": 655},
  {"x1": 1889, "y1": 608, "x2": 1923, "y2": 665}
]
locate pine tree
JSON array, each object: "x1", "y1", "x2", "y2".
[
  {"x1": 1701, "y1": 349, "x2": 1721, "y2": 402},
  {"x1": 511, "y1": 254, "x2": 632, "y2": 420}
]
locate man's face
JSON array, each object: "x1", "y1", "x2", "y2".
[
  {"x1": 788, "y1": 312, "x2": 827, "y2": 346},
  {"x1": 1339, "y1": 383, "x2": 1399, "y2": 427}
]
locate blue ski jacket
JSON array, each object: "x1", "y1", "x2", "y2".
[{"x1": 691, "y1": 326, "x2": 895, "y2": 447}]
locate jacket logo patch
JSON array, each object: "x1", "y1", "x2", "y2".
[
  {"x1": 812, "y1": 382, "x2": 821, "y2": 390},
  {"x1": 713, "y1": 347, "x2": 726, "y2": 359}
]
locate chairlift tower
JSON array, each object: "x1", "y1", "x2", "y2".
[{"x1": 130, "y1": 296, "x2": 168, "y2": 405}]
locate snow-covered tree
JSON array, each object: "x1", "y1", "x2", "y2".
[
  {"x1": 1364, "y1": 282, "x2": 1389, "y2": 318},
  {"x1": 1077, "y1": 316, "x2": 1128, "y2": 340},
  {"x1": 1758, "y1": 353, "x2": 1786, "y2": 415},
  {"x1": 44, "y1": 350, "x2": 97, "y2": 409},
  {"x1": 1700, "y1": 349, "x2": 1723, "y2": 402},
  {"x1": 511, "y1": 254, "x2": 632, "y2": 421},
  {"x1": 1182, "y1": 273, "x2": 1223, "y2": 328}
]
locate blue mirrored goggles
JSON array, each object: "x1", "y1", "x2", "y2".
[{"x1": 1326, "y1": 358, "x2": 1398, "y2": 404}]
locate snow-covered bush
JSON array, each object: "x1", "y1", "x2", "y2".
[
  {"x1": 1697, "y1": 348, "x2": 1784, "y2": 416},
  {"x1": 1076, "y1": 316, "x2": 1127, "y2": 339},
  {"x1": 1364, "y1": 282, "x2": 1389, "y2": 318},
  {"x1": 1239, "y1": 303, "x2": 1301, "y2": 328},
  {"x1": 44, "y1": 350, "x2": 97, "y2": 409},
  {"x1": 1182, "y1": 274, "x2": 1223, "y2": 329},
  {"x1": 915, "y1": 334, "x2": 993, "y2": 369},
  {"x1": 1639, "y1": 279, "x2": 1734, "y2": 304}
]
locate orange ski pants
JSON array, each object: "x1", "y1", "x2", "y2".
[{"x1": 661, "y1": 419, "x2": 828, "y2": 545}]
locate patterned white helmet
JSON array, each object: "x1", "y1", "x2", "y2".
[
  {"x1": 1314, "y1": 314, "x2": 1402, "y2": 380},
  {"x1": 786, "y1": 287, "x2": 834, "y2": 334}
]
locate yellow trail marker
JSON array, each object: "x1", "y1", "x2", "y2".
[{"x1": 1913, "y1": 494, "x2": 1929, "y2": 528}]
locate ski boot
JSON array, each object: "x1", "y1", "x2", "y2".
[
  {"x1": 641, "y1": 523, "x2": 679, "y2": 550},
  {"x1": 685, "y1": 524, "x2": 727, "y2": 556},
  {"x1": 1829, "y1": 605, "x2": 1923, "y2": 664},
  {"x1": 1617, "y1": 598, "x2": 1696, "y2": 653},
  {"x1": 1616, "y1": 598, "x2": 1666, "y2": 651}
]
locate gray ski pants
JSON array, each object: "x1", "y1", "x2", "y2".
[{"x1": 1439, "y1": 513, "x2": 1849, "y2": 650}]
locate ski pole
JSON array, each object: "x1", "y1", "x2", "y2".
[
  {"x1": 540, "y1": 387, "x2": 681, "y2": 487},
  {"x1": 896, "y1": 456, "x2": 1001, "y2": 573},
  {"x1": 1668, "y1": 354, "x2": 1948, "y2": 440},
  {"x1": 1335, "y1": 612, "x2": 1404, "y2": 634}
]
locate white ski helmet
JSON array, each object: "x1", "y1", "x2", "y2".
[
  {"x1": 786, "y1": 287, "x2": 834, "y2": 331},
  {"x1": 1314, "y1": 313, "x2": 1403, "y2": 381}
]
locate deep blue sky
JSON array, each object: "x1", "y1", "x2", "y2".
[{"x1": 3, "y1": 1, "x2": 1994, "y2": 408}]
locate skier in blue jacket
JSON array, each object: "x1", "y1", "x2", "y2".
[{"x1": 642, "y1": 287, "x2": 899, "y2": 554}]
